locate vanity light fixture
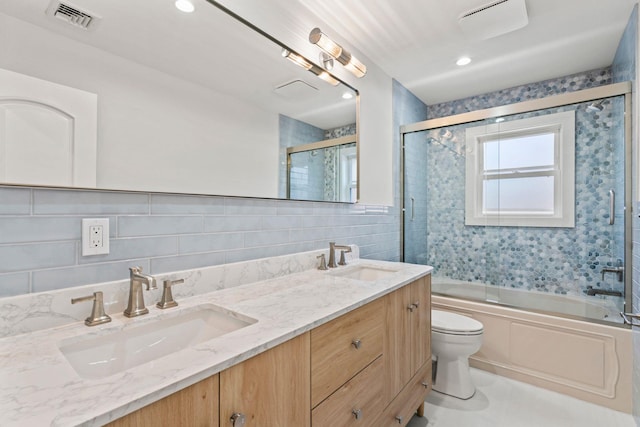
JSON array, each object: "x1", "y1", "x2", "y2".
[
  {"x1": 282, "y1": 48, "x2": 313, "y2": 70},
  {"x1": 309, "y1": 28, "x2": 367, "y2": 78},
  {"x1": 315, "y1": 70, "x2": 340, "y2": 86},
  {"x1": 175, "y1": 0, "x2": 195, "y2": 13},
  {"x1": 282, "y1": 49, "x2": 339, "y2": 86},
  {"x1": 320, "y1": 52, "x2": 334, "y2": 70},
  {"x1": 456, "y1": 56, "x2": 472, "y2": 66},
  {"x1": 342, "y1": 92, "x2": 353, "y2": 100}
]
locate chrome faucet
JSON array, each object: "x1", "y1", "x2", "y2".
[
  {"x1": 328, "y1": 242, "x2": 352, "y2": 268},
  {"x1": 124, "y1": 266, "x2": 157, "y2": 317},
  {"x1": 601, "y1": 260, "x2": 624, "y2": 282}
]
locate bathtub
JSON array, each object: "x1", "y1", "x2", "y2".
[
  {"x1": 431, "y1": 280, "x2": 633, "y2": 413},
  {"x1": 431, "y1": 277, "x2": 623, "y2": 324}
]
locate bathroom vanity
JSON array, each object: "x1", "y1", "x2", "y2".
[
  {"x1": 0, "y1": 249, "x2": 432, "y2": 426},
  {"x1": 108, "y1": 276, "x2": 431, "y2": 426}
]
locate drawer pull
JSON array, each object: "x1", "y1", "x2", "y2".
[
  {"x1": 395, "y1": 415, "x2": 403, "y2": 424},
  {"x1": 352, "y1": 408, "x2": 363, "y2": 420},
  {"x1": 421, "y1": 381, "x2": 429, "y2": 389},
  {"x1": 351, "y1": 339, "x2": 362, "y2": 349},
  {"x1": 407, "y1": 304, "x2": 416, "y2": 312},
  {"x1": 230, "y1": 412, "x2": 246, "y2": 427}
]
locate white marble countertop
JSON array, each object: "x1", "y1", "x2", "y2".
[{"x1": 0, "y1": 257, "x2": 431, "y2": 426}]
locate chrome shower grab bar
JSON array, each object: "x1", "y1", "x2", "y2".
[{"x1": 609, "y1": 189, "x2": 615, "y2": 225}]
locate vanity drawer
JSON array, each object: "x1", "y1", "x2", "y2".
[
  {"x1": 311, "y1": 297, "x2": 384, "y2": 407},
  {"x1": 378, "y1": 360, "x2": 431, "y2": 427},
  {"x1": 312, "y1": 356, "x2": 384, "y2": 427}
]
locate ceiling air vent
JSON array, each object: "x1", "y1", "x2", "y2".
[
  {"x1": 46, "y1": 1, "x2": 99, "y2": 30},
  {"x1": 458, "y1": 0, "x2": 528, "y2": 40}
]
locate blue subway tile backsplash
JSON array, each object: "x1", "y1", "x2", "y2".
[{"x1": 0, "y1": 187, "x2": 401, "y2": 296}]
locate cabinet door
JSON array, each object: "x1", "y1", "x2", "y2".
[
  {"x1": 106, "y1": 374, "x2": 219, "y2": 427},
  {"x1": 410, "y1": 276, "x2": 431, "y2": 375},
  {"x1": 378, "y1": 361, "x2": 432, "y2": 427},
  {"x1": 220, "y1": 332, "x2": 310, "y2": 427},
  {"x1": 384, "y1": 276, "x2": 432, "y2": 405},
  {"x1": 384, "y1": 284, "x2": 412, "y2": 403}
]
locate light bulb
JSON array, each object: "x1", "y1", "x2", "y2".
[
  {"x1": 456, "y1": 56, "x2": 472, "y2": 66},
  {"x1": 175, "y1": 0, "x2": 195, "y2": 13}
]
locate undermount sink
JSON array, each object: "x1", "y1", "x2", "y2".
[
  {"x1": 329, "y1": 265, "x2": 399, "y2": 282},
  {"x1": 59, "y1": 305, "x2": 256, "y2": 379}
]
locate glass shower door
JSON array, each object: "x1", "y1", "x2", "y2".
[{"x1": 402, "y1": 91, "x2": 630, "y2": 324}]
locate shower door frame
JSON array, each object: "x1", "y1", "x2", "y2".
[{"x1": 399, "y1": 81, "x2": 633, "y2": 324}]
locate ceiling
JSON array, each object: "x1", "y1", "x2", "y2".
[
  {"x1": 0, "y1": 0, "x2": 357, "y2": 129},
  {"x1": 297, "y1": 0, "x2": 639, "y2": 104},
  {"x1": 1, "y1": 0, "x2": 638, "y2": 112}
]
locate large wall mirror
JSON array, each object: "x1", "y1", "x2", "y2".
[{"x1": 0, "y1": 0, "x2": 358, "y2": 202}]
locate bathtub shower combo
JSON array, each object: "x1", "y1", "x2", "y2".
[
  {"x1": 401, "y1": 83, "x2": 635, "y2": 411},
  {"x1": 402, "y1": 83, "x2": 632, "y2": 325}
]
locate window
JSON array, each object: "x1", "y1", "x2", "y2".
[
  {"x1": 465, "y1": 111, "x2": 575, "y2": 227},
  {"x1": 339, "y1": 145, "x2": 357, "y2": 202}
]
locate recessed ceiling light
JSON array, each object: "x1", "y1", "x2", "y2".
[
  {"x1": 456, "y1": 56, "x2": 472, "y2": 66},
  {"x1": 175, "y1": 0, "x2": 195, "y2": 13},
  {"x1": 342, "y1": 92, "x2": 354, "y2": 100}
]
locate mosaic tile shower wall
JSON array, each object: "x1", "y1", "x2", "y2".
[
  {"x1": 428, "y1": 68, "x2": 613, "y2": 119},
  {"x1": 423, "y1": 69, "x2": 626, "y2": 297}
]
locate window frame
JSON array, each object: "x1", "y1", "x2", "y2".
[
  {"x1": 464, "y1": 110, "x2": 575, "y2": 227},
  {"x1": 339, "y1": 145, "x2": 357, "y2": 203}
]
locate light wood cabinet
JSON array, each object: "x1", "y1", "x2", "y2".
[
  {"x1": 378, "y1": 361, "x2": 432, "y2": 426},
  {"x1": 220, "y1": 332, "x2": 311, "y2": 427},
  {"x1": 383, "y1": 276, "x2": 432, "y2": 424},
  {"x1": 311, "y1": 355, "x2": 384, "y2": 426},
  {"x1": 107, "y1": 333, "x2": 309, "y2": 427},
  {"x1": 105, "y1": 375, "x2": 219, "y2": 427},
  {"x1": 107, "y1": 275, "x2": 430, "y2": 427},
  {"x1": 310, "y1": 297, "x2": 384, "y2": 407},
  {"x1": 410, "y1": 276, "x2": 431, "y2": 377}
]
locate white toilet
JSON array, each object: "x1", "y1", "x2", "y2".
[{"x1": 431, "y1": 310, "x2": 484, "y2": 399}]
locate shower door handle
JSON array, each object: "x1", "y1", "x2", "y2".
[
  {"x1": 609, "y1": 189, "x2": 615, "y2": 225},
  {"x1": 410, "y1": 197, "x2": 415, "y2": 221}
]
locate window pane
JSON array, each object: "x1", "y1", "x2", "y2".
[
  {"x1": 483, "y1": 176, "x2": 554, "y2": 213},
  {"x1": 349, "y1": 156, "x2": 357, "y2": 182},
  {"x1": 484, "y1": 133, "x2": 555, "y2": 170}
]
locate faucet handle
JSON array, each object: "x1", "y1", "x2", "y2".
[
  {"x1": 338, "y1": 250, "x2": 348, "y2": 266},
  {"x1": 157, "y1": 279, "x2": 184, "y2": 309},
  {"x1": 71, "y1": 291, "x2": 111, "y2": 326},
  {"x1": 317, "y1": 254, "x2": 328, "y2": 270}
]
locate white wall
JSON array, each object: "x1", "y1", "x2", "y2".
[{"x1": 0, "y1": 13, "x2": 280, "y2": 198}]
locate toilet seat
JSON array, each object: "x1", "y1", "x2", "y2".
[{"x1": 432, "y1": 310, "x2": 483, "y2": 336}]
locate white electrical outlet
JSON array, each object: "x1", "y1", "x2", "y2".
[{"x1": 82, "y1": 218, "x2": 110, "y2": 256}]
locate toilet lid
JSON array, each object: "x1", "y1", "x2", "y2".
[{"x1": 432, "y1": 310, "x2": 483, "y2": 335}]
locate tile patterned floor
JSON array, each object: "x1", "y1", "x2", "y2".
[{"x1": 407, "y1": 368, "x2": 636, "y2": 427}]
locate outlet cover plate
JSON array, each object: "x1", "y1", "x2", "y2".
[{"x1": 82, "y1": 218, "x2": 110, "y2": 256}]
